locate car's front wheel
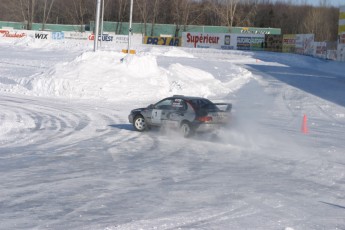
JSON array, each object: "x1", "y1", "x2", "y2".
[
  {"x1": 133, "y1": 115, "x2": 146, "y2": 132},
  {"x1": 180, "y1": 122, "x2": 194, "y2": 138}
]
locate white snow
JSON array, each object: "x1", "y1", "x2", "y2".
[{"x1": 1, "y1": 37, "x2": 345, "y2": 230}]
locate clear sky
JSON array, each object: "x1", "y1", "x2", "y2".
[{"x1": 280, "y1": 0, "x2": 344, "y2": 7}]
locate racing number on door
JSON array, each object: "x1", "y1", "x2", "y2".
[{"x1": 151, "y1": 109, "x2": 162, "y2": 124}]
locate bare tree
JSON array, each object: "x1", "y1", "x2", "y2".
[
  {"x1": 150, "y1": 0, "x2": 160, "y2": 36},
  {"x1": 227, "y1": 0, "x2": 258, "y2": 27},
  {"x1": 0, "y1": 0, "x2": 340, "y2": 41},
  {"x1": 135, "y1": 0, "x2": 149, "y2": 35},
  {"x1": 41, "y1": 0, "x2": 55, "y2": 30},
  {"x1": 63, "y1": 0, "x2": 94, "y2": 32},
  {"x1": 0, "y1": 0, "x2": 22, "y2": 22},
  {"x1": 19, "y1": 0, "x2": 38, "y2": 30},
  {"x1": 302, "y1": 6, "x2": 337, "y2": 41},
  {"x1": 114, "y1": 0, "x2": 128, "y2": 34},
  {"x1": 210, "y1": 0, "x2": 239, "y2": 28},
  {"x1": 171, "y1": 0, "x2": 192, "y2": 36},
  {"x1": 224, "y1": 0, "x2": 240, "y2": 28}
]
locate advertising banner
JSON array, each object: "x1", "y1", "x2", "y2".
[
  {"x1": 264, "y1": 35, "x2": 283, "y2": 52},
  {"x1": 295, "y1": 34, "x2": 314, "y2": 55},
  {"x1": 339, "y1": 33, "x2": 345, "y2": 44},
  {"x1": 236, "y1": 36, "x2": 251, "y2": 50},
  {"x1": 144, "y1": 36, "x2": 181, "y2": 46},
  {"x1": 181, "y1": 32, "x2": 264, "y2": 50},
  {"x1": 88, "y1": 33, "x2": 115, "y2": 42},
  {"x1": 0, "y1": 29, "x2": 27, "y2": 38},
  {"x1": 113, "y1": 35, "x2": 128, "y2": 44},
  {"x1": 337, "y1": 43, "x2": 345, "y2": 62},
  {"x1": 230, "y1": 27, "x2": 281, "y2": 35},
  {"x1": 295, "y1": 34, "x2": 304, "y2": 54},
  {"x1": 313, "y1": 42, "x2": 327, "y2": 59},
  {"x1": 236, "y1": 35, "x2": 265, "y2": 51},
  {"x1": 52, "y1": 32, "x2": 65, "y2": 40},
  {"x1": 182, "y1": 32, "x2": 234, "y2": 49},
  {"x1": 34, "y1": 31, "x2": 51, "y2": 40},
  {"x1": 282, "y1": 34, "x2": 295, "y2": 53},
  {"x1": 251, "y1": 36, "x2": 265, "y2": 51},
  {"x1": 64, "y1": 32, "x2": 89, "y2": 40}
]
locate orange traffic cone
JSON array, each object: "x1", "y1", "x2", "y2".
[{"x1": 301, "y1": 114, "x2": 308, "y2": 134}]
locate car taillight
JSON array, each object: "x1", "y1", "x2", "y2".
[{"x1": 197, "y1": 116, "x2": 213, "y2": 122}]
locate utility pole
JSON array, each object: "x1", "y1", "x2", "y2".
[
  {"x1": 127, "y1": 0, "x2": 134, "y2": 53},
  {"x1": 100, "y1": 0, "x2": 105, "y2": 47},
  {"x1": 94, "y1": 0, "x2": 101, "y2": 52}
]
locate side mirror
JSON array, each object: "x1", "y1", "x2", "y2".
[{"x1": 147, "y1": 104, "x2": 154, "y2": 109}]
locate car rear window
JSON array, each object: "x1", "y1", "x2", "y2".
[{"x1": 189, "y1": 99, "x2": 218, "y2": 111}]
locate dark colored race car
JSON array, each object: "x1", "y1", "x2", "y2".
[{"x1": 128, "y1": 95, "x2": 232, "y2": 137}]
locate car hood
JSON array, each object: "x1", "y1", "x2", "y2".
[{"x1": 131, "y1": 107, "x2": 148, "y2": 113}]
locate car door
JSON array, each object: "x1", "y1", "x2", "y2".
[
  {"x1": 168, "y1": 98, "x2": 188, "y2": 122},
  {"x1": 150, "y1": 98, "x2": 174, "y2": 126}
]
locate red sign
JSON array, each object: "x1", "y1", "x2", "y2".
[{"x1": 1, "y1": 30, "x2": 26, "y2": 38}]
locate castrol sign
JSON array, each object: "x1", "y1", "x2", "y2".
[{"x1": 182, "y1": 32, "x2": 233, "y2": 49}]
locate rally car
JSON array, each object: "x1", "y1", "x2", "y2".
[{"x1": 128, "y1": 95, "x2": 232, "y2": 137}]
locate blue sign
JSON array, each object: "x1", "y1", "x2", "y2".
[{"x1": 52, "y1": 32, "x2": 64, "y2": 40}]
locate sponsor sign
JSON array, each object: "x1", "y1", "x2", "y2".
[
  {"x1": 114, "y1": 35, "x2": 128, "y2": 44},
  {"x1": 64, "y1": 32, "x2": 89, "y2": 40},
  {"x1": 295, "y1": 34, "x2": 314, "y2": 55},
  {"x1": 35, "y1": 32, "x2": 50, "y2": 40},
  {"x1": 236, "y1": 35, "x2": 264, "y2": 51},
  {"x1": 240, "y1": 27, "x2": 271, "y2": 34},
  {"x1": 52, "y1": 32, "x2": 64, "y2": 40},
  {"x1": 337, "y1": 43, "x2": 345, "y2": 61},
  {"x1": 0, "y1": 29, "x2": 9, "y2": 34},
  {"x1": 144, "y1": 36, "x2": 181, "y2": 46},
  {"x1": 181, "y1": 32, "x2": 266, "y2": 50},
  {"x1": 181, "y1": 32, "x2": 235, "y2": 50},
  {"x1": 88, "y1": 34, "x2": 114, "y2": 42},
  {"x1": 182, "y1": 32, "x2": 221, "y2": 48},
  {"x1": 264, "y1": 35, "x2": 283, "y2": 52},
  {"x1": 237, "y1": 36, "x2": 251, "y2": 50},
  {"x1": 250, "y1": 36, "x2": 265, "y2": 51},
  {"x1": 303, "y1": 34, "x2": 314, "y2": 56},
  {"x1": 1, "y1": 30, "x2": 26, "y2": 38},
  {"x1": 313, "y1": 42, "x2": 327, "y2": 59},
  {"x1": 340, "y1": 33, "x2": 345, "y2": 44},
  {"x1": 230, "y1": 27, "x2": 281, "y2": 35},
  {"x1": 282, "y1": 34, "x2": 296, "y2": 53}
]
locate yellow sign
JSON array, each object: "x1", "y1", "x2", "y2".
[
  {"x1": 144, "y1": 36, "x2": 181, "y2": 46},
  {"x1": 339, "y1": 6, "x2": 345, "y2": 35},
  {"x1": 282, "y1": 34, "x2": 296, "y2": 53}
]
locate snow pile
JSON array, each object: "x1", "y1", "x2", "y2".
[
  {"x1": 21, "y1": 51, "x2": 165, "y2": 101},
  {"x1": 4, "y1": 46, "x2": 253, "y2": 101},
  {"x1": 167, "y1": 63, "x2": 229, "y2": 97}
]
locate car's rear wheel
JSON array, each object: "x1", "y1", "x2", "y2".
[
  {"x1": 180, "y1": 122, "x2": 194, "y2": 138},
  {"x1": 133, "y1": 115, "x2": 146, "y2": 132}
]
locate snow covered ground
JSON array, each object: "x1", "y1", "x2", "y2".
[{"x1": 0, "y1": 37, "x2": 345, "y2": 230}]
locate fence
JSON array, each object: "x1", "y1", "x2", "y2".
[{"x1": 1, "y1": 25, "x2": 343, "y2": 62}]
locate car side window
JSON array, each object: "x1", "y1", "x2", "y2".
[
  {"x1": 171, "y1": 99, "x2": 187, "y2": 111},
  {"x1": 155, "y1": 99, "x2": 173, "y2": 110}
]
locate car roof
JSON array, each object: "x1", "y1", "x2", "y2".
[{"x1": 171, "y1": 95, "x2": 208, "y2": 100}]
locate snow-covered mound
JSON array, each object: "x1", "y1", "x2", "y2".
[{"x1": 5, "y1": 47, "x2": 253, "y2": 101}]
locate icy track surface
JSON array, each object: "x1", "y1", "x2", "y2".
[{"x1": 0, "y1": 41, "x2": 345, "y2": 230}]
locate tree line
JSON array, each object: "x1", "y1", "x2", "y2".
[{"x1": 0, "y1": 0, "x2": 340, "y2": 41}]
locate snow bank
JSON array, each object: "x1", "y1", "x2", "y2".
[{"x1": 4, "y1": 45, "x2": 253, "y2": 101}]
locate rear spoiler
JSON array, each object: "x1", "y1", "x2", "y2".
[{"x1": 214, "y1": 103, "x2": 232, "y2": 112}]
